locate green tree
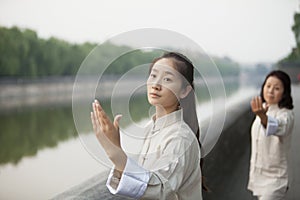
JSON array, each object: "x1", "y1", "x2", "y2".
[{"x1": 0, "y1": 26, "x2": 240, "y2": 77}]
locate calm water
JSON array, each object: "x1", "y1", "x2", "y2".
[{"x1": 0, "y1": 79, "x2": 252, "y2": 200}]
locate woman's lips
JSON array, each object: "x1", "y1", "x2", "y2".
[{"x1": 149, "y1": 93, "x2": 161, "y2": 98}]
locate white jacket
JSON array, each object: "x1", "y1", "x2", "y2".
[
  {"x1": 248, "y1": 104, "x2": 294, "y2": 196},
  {"x1": 106, "y1": 109, "x2": 202, "y2": 199}
]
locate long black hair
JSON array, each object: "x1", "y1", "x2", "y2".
[
  {"x1": 260, "y1": 70, "x2": 294, "y2": 109},
  {"x1": 149, "y1": 52, "x2": 209, "y2": 191}
]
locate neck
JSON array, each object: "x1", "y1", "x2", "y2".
[{"x1": 155, "y1": 104, "x2": 179, "y2": 119}]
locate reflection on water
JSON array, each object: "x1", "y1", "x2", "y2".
[{"x1": 0, "y1": 106, "x2": 76, "y2": 165}]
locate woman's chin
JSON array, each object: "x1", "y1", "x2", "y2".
[
  {"x1": 149, "y1": 101, "x2": 159, "y2": 106},
  {"x1": 265, "y1": 99, "x2": 279, "y2": 105}
]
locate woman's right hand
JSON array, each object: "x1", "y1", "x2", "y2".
[
  {"x1": 90, "y1": 99, "x2": 127, "y2": 171},
  {"x1": 251, "y1": 96, "x2": 268, "y2": 127}
]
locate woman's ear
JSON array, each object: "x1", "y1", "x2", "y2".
[{"x1": 180, "y1": 85, "x2": 192, "y2": 99}]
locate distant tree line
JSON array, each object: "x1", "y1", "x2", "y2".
[
  {"x1": 279, "y1": 12, "x2": 300, "y2": 64},
  {"x1": 276, "y1": 12, "x2": 300, "y2": 82},
  {"x1": 0, "y1": 26, "x2": 95, "y2": 77},
  {"x1": 0, "y1": 26, "x2": 240, "y2": 78}
]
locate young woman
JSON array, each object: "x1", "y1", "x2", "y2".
[
  {"x1": 91, "y1": 52, "x2": 203, "y2": 199},
  {"x1": 248, "y1": 70, "x2": 294, "y2": 200}
]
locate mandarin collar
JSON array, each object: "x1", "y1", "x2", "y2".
[
  {"x1": 151, "y1": 109, "x2": 183, "y2": 132},
  {"x1": 263, "y1": 102, "x2": 279, "y2": 112},
  {"x1": 267, "y1": 104, "x2": 279, "y2": 111}
]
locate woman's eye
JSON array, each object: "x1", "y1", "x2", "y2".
[
  {"x1": 150, "y1": 74, "x2": 156, "y2": 78},
  {"x1": 163, "y1": 77, "x2": 172, "y2": 82}
]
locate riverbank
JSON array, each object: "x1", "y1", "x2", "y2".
[
  {"x1": 0, "y1": 76, "x2": 75, "y2": 110},
  {"x1": 0, "y1": 76, "x2": 143, "y2": 111},
  {"x1": 52, "y1": 84, "x2": 300, "y2": 200},
  {"x1": 0, "y1": 75, "x2": 239, "y2": 112}
]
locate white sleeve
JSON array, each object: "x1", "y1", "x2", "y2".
[
  {"x1": 265, "y1": 110, "x2": 294, "y2": 136},
  {"x1": 265, "y1": 116, "x2": 279, "y2": 136},
  {"x1": 106, "y1": 157, "x2": 150, "y2": 199}
]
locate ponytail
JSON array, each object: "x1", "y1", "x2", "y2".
[
  {"x1": 180, "y1": 84, "x2": 200, "y2": 145},
  {"x1": 180, "y1": 84, "x2": 210, "y2": 192}
]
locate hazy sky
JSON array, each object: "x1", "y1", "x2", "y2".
[{"x1": 0, "y1": 0, "x2": 298, "y2": 64}]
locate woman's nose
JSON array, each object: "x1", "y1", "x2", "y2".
[{"x1": 152, "y1": 83, "x2": 161, "y2": 90}]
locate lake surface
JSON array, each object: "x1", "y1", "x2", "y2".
[{"x1": 0, "y1": 78, "x2": 258, "y2": 200}]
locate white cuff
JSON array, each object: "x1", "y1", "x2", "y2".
[
  {"x1": 106, "y1": 157, "x2": 150, "y2": 199},
  {"x1": 265, "y1": 116, "x2": 278, "y2": 136}
]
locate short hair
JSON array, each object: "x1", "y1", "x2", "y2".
[{"x1": 260, "y1": 70, "x2": 294, "y2": 109}]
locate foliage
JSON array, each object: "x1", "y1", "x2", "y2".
[
  {"x1": 0, "y1": 26, "x2": 240, "y2": 77},
  {"x1": 0, "y1": 26, "x2": 95, "y2": 77},
  {"x1": 279, "y1": 12, "x2": 300, "y2": 64}
]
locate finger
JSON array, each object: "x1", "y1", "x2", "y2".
[
  {"x1": 250, "y1": 97, "x2": 255, "y2": 109},
  {"x1": 90, "y1": 112, "x2": 96, "y2": 130},
  {"x1": 252, "y1": 97, "x2": 259, "y2": 110},
  {"x1": 91, "y1": 103, "x2": 100, "y2": 128},
  {"x1": 113, "y1": 114, "x2": 122, "y2": 130},
  {"x1": 253, "y1": 96, "x2": 258, "y2": 109},
  {"x1": 94, "y1": 102, "x2": 104, "y2": 126},
  {"x1": 95, "y1": 101, "x2": 114, "y2": 129},
  {"x1": 94, "y1": 100, "x2": 109, "y2": 125},
  {"x1": 91, "y1": 110, "x2": 101, "y2": 131},
  {"x1": 250, "y1": 98, "x2": 254, "y2": 111},
  {"x1": 257, "y1": 96, "x2": 263, "y2": 110},
  {"x1": 254, "y1": 96, "x2": 260, "y2": 110},
  {"x1": 94, "y1": 100, "x2": 105, "y2": 122},
  {"x1": 92, "y1": 102, "x2": 99, "y2": 122},
  {"x1": 91, "y1": 111, "x2": 107, "y2": 143},
  {"x1": 93, "y1": 102, "x2": 107, "y2": 131}
]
